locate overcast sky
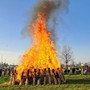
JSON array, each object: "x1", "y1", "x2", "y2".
[{"x1": 0, "y1": 0, "x2": 90, "y2": 64}]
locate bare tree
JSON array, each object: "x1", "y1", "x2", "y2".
[{"x1": 61, "y1": 45, "x2": 73, "y2": 70}]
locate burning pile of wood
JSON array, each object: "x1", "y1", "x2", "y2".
[
  {"x1": 10, "y1": 68, "x2": 66, "y2": 85},
  {"x1": 9, "y1": 0, "x2": 68, "y2": 85}
]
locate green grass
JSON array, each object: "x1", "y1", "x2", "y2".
[
  {"x1": 0, "y1": 75, "x2": 10, "y2": 84},
  {"x1": 0, "y1": 74, "x2": 90, "y2": 90}
]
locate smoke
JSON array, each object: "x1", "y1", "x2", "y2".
[
  {"x1": 22, "y1": 0, "x2": 69, "y2": 41},
  {"x1": 32, "y1": 0, "x2": 68, "y2": 22}
]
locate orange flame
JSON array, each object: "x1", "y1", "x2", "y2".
[{"x1": 16, "y1": 12, "x2": 61, "y2": 80}]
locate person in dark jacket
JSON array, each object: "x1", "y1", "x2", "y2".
[{"x1": 0, "y1": 68, "x2": 2, "y2": 77}]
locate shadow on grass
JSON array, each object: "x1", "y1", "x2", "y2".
[{"x1": 67, "y1": 79, "x2": 90, "y2": 84}]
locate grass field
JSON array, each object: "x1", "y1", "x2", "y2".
[{"x1": 0, "y1": 74, "x2": 90, "y2": 90}]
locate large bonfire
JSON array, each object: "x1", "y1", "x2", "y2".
[
  {"x1": 16, "y1": 9, "x2": 60, "y2": 81},
  {"x1": 14, "y1": 0, "x2": 67, "y2": 83}
]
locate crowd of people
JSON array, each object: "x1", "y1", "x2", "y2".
[
  {"x1": 0, "y1": 68, "x2": 11, "y2": 77},
  {"x1": 64, "y1": 65, "x2": 90, "y2": 74},
  {"x1": 0, "y1": 63, "x2": 90, "y2": 85}
]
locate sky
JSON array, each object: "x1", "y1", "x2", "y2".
[{"x1": 0, "y1": 0, "x2": 90, "y2": 64}]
